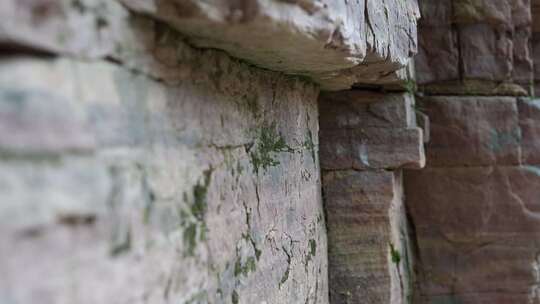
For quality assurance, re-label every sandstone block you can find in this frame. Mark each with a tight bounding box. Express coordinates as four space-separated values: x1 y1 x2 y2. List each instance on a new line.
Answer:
404 166 540 303
320 127 425 171
459 23 513 81
0 0 128 58
418 1 453 27
0 86 95 156
416 26 460 85
319 92 416 129
324 170 412 304
0 49 328 304
419 96 520 166
417 0 533 92
120 0 421 90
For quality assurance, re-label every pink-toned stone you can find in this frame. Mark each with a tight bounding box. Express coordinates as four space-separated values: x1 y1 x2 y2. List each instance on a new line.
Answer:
0 88 95 155
324 170 411 304
319 92 415 129
518 98 540 164
404 166 540 303
459 23 513 82
420 96 520 167
320 127 425 170
416 26 460 85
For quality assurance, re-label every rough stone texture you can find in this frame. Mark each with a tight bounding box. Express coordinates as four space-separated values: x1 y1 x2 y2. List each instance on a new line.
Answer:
118 0 421 90
416 0 534 96
532 1 540 95
0 0 128 58
0 41 328 304
319 92 425 170
405 166 540 304
519 97 540 164
319 90 424 304
320 127 425 171
323 170 414 304
418 96 521 167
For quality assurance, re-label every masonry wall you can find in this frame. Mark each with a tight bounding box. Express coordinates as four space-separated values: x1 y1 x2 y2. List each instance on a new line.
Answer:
408 1 540 303
0 7 328 304
0 1 423 304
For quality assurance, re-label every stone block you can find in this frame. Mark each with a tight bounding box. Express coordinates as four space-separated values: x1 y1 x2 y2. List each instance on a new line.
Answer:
405 166 540 302
0 87 95 156
419 96 520 166
518 98 540 164
324 170 412 304
418 1 453 27
416 26 460 85
319 92 415 129
320 127 425 170
0 49 328 304
120 0 421 90
459 23 513 82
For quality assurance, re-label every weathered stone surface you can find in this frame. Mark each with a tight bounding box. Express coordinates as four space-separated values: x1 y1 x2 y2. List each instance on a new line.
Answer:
119 0 421 90
324 170 413 304
320 127 425 171
416 0 533 95
319 92 425 170
0 46 328 304
416 26 459 85
419 96 521 167
416 111 431 143
404 166 540 303
0 87 95 156
0 0 128 58
0 0 421 90
518 98 540 164
419 80 530 96
459 23 513 81
319 91 416 129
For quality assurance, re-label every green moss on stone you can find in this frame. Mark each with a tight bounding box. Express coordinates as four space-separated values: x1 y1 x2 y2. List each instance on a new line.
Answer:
250 123 294 174
183 223 198 256
231 290 239 304
390 243 401 266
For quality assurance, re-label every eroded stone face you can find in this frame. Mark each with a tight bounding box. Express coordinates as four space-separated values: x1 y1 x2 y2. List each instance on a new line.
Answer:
319 90 423 304
319 92 425 171
0 37 328 304
405 166 540 303
0 0 420 90
418 96 521 167
120 0 421 90
323 170 413 304
416 0 533 96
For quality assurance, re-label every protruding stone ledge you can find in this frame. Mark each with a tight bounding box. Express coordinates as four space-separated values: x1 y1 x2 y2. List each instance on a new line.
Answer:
119 0 421 90
416 0 533 96
0 0 420 90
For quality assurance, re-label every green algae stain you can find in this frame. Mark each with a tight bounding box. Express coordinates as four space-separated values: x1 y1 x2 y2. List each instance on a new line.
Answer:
390 243 401 266
250 123 294 174
180 169 213 256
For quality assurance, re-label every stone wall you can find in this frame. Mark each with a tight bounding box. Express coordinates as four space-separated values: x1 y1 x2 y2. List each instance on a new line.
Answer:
407 1 540 303
416 0 533 96
319 91 425 304
0 0 422 304
0 3 329 303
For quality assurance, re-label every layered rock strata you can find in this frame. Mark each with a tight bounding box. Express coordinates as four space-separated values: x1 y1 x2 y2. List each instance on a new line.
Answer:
408 1 540 303
0 0 421 91
319 91 425 303
416 0 533 96
0 3 329 304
